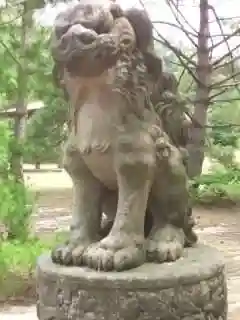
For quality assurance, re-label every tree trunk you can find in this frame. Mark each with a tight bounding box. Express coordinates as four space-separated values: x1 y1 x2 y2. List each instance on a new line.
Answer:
10 2 32 182
35 162 41 170
187 0 211 178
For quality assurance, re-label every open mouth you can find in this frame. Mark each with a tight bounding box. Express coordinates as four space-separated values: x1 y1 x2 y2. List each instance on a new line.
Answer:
51 3 120 77
52 25 119 77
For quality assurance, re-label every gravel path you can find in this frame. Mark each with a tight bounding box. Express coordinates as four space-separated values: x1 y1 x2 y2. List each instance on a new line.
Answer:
0 306 36 320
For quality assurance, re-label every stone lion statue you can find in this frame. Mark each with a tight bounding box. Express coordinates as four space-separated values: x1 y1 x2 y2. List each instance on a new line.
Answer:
51 0 197 272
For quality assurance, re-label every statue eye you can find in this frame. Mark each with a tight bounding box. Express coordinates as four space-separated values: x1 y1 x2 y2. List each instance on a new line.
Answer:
84 4 94 16
55 24 71 38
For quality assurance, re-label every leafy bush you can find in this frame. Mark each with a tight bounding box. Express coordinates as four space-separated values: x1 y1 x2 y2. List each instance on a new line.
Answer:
0 121 33 241
0 178 34 240
191 167 240 205
0 233 67 301
210 129 239 147
24 96 68 166
207 143 237 169
208 95 240 148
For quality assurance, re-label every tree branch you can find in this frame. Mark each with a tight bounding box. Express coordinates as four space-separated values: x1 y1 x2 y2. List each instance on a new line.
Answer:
166 0 199 34
165 0 198 48
212 43 240 67
152 20 198 38
177 52 196 86
214 55 240 71
153 35 201 86
209 27 240 51
211 71 240 88
209 5 240 96
208 87 229 101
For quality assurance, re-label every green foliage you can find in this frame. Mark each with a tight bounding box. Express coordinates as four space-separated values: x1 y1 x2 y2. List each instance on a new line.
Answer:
0 2 68 240
24 96 68 165
0 122 11 173
191 167 240 205
0 233 67 300
207 144 237 169
0 177 33 240
0 122 33 240
0 4 68 164
208 90 240 147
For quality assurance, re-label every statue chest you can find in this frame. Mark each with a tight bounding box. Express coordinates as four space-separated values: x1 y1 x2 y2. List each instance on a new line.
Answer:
74 101 119 189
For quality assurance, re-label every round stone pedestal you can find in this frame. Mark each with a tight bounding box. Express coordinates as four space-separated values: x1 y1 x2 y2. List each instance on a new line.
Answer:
36 244 228 320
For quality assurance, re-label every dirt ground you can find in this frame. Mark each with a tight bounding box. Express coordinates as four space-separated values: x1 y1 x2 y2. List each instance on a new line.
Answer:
2 165 240 319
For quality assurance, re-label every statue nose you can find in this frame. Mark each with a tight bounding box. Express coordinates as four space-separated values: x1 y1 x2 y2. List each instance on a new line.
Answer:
78 31 97 44
69 25 98 44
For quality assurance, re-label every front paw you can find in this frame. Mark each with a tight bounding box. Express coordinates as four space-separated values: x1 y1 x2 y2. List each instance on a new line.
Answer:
146 224 184 263
83 233 146 272
51 241 92 266
51 242 75 266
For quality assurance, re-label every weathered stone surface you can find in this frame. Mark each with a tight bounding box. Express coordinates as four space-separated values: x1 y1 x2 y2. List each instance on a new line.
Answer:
50 1 198 272
36 244 228 320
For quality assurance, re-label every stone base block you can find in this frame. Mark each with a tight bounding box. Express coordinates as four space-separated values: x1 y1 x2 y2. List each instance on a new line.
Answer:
36 244 228 320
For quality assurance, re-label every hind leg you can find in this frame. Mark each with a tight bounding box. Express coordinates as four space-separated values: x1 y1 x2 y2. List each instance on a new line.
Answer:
146 141 193 262
147 219 185 263
146 180 187 263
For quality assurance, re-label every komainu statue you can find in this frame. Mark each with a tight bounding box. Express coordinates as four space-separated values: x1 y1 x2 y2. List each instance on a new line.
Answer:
51 0 197 271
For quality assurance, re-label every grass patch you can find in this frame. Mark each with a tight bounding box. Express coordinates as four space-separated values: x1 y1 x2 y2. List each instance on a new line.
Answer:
0 232 67 303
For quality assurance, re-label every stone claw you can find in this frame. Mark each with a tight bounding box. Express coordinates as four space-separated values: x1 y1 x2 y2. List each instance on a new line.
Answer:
147 224 184 263
51 242 92 266
83 234 146 271
51 243 74 266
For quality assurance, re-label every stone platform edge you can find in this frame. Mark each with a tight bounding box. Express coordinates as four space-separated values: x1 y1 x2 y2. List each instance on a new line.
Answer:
36 244 228 320
36 244 226 290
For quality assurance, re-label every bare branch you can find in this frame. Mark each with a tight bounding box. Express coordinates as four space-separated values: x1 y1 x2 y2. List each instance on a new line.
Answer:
189 97 240 104
165 0 198 48
165 0 199 35
153 35 197 67
139 0 199 80
207 33 240 37
209 16 240 23
152 20 198 38
212 82 240 89
211 71 240 88
205 123 240 128
138 1 201 84
212 43 240 67
153 35 201 85
177 52 196 86
210 27 240 51
209 5 240 96
180 103 240 128
214 55 240 71
208 87 229 101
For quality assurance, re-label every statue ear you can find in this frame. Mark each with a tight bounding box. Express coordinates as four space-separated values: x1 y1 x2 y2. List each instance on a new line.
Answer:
124 8 153 52
109 3 124 19
143 51 162 81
